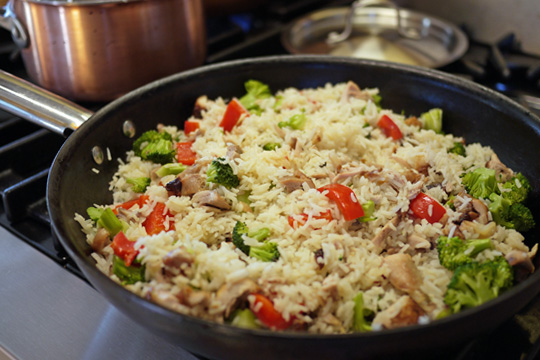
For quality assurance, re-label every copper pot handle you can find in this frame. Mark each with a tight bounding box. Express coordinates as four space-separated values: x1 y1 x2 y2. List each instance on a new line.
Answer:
0 2 28 48
0 70 93 136
327 0 426 44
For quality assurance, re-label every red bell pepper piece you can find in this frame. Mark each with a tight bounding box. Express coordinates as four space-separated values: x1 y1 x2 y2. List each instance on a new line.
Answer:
143 202 175 236
317 184 364 221
184 120 200 135
176 141 197 165
377 114 403 140
288 210 333 228
110 231 138 267
113 195 149 214
409 193 446 224
219 98 248 132
250 293 292 330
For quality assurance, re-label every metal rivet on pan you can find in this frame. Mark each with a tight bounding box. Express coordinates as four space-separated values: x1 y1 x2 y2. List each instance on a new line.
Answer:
123 120 136 138
91 146 104 165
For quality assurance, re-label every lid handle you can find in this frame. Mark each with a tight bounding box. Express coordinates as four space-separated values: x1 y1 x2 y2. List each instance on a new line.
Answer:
327 0 425 44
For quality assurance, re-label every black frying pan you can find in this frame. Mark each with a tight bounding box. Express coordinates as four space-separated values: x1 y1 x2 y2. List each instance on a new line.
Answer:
1 56 539 360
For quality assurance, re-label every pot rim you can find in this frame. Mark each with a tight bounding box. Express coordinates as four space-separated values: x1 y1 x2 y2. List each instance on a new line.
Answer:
10 0 158 6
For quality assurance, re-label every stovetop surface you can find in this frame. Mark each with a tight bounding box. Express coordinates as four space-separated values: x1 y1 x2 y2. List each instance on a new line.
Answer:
1 1 540 359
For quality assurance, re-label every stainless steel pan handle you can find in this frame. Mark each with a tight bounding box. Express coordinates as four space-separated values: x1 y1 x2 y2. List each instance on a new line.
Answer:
0 70 93 137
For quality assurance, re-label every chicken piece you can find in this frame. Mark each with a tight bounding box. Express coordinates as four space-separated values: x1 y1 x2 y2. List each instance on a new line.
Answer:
279 170 315 193
150 289 181 311
180 174 204 197
471 198 489 225
404 116 422 127
192 190 231 210
459 221 497 239
331 165 376 184
226 143 243 160
372 296 426 329
340 81 371 102
162 247 195 277
177 286 211 308
91 228 111 253
192 95 208 119
486 153 514 182
372 213 402 250
407 233 431 250
216 279 260 317
506 250 535 282
116 207 145 223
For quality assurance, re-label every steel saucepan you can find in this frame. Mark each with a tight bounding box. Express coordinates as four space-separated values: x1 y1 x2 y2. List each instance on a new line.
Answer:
0 0 206 102
0 56 538 360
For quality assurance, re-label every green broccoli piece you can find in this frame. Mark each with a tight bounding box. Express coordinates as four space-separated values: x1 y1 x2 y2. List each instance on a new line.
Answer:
444 257 513 313
155 163 187 177
239 80 272 115
371 94 382 108
353 292 372 332
461 167 499 199
420 108 443 133
97 207 124 236
87 207 105 222
249 241 279 262
278 112 307 130
133 130 175 164
126 177 150 193
448 142 466 156
358 201 377 222
206 158 240 188
262 142 281 151
237 190 252 205
501 173 531 204
112 255 146 285
446 194 456 210
437 236 494 270
229 308 260 329
232 221 276 261
488 194 535 232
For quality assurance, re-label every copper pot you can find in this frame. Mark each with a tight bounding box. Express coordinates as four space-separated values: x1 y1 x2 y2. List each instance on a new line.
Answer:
0 0 206 102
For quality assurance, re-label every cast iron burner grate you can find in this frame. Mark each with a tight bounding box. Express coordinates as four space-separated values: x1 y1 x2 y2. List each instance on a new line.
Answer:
1 2 540 359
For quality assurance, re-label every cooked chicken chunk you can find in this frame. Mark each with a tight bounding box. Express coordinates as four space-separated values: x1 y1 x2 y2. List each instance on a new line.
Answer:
372 295 426 329
372 213 402 250
192 190 231 210
279 170 315 193
340 81 371 102
486 153 514 182
216 278 260 317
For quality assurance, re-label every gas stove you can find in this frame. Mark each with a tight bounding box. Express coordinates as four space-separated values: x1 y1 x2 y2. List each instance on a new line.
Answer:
1 1 540 359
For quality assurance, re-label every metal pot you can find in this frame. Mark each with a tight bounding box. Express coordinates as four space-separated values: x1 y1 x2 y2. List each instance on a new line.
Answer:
0 0 206 102
0 56 539 359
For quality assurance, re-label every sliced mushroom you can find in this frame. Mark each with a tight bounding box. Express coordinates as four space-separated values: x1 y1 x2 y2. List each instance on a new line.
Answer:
226 143 243 160
471 198 489 225
279 170 315 193
91 228 111 253
165 177 183 196
216 278 260 317
486 153 514 182
372 213 402 250
192 190 231 210
162 247 195 277
372 296 426 330
340 81 371 102
506 250 535 282
192 95 208 119
180 174 205 197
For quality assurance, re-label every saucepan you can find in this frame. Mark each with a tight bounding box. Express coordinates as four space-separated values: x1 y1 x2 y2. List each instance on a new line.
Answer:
0 0 206 102
0 56 538 359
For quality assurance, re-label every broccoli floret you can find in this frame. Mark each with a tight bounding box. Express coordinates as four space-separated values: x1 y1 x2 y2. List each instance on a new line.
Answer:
126 177 150 193
461 167 499 199
278 112 307 130
448 142 466 156
446 194 456 210
155 163 187 177
437 236 494 270
249 241 280 262
420 108 443 133
229 308 260 329
232 221 276 261
488 193 535 232
444 257 513 313
206 158 240 188
96 207 125 236
132 130 175 164
358 201 377 223
353 292 373 332
262 142 281 151
112 255 146 285
501 173 531 204
239 80 272 115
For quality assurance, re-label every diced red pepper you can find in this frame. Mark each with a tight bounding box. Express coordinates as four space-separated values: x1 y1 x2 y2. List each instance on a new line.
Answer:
176 141 197 165
110 231 138 267
219 98 249 132
250 293 292 330
409 193 446 224
143 202 175 236
288 210 333 228
113 195 149 215
377 114 403 140
317 184 364 221
184 120 200 135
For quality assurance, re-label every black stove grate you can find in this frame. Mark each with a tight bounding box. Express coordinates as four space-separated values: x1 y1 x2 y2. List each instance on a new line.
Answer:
1 1 540 359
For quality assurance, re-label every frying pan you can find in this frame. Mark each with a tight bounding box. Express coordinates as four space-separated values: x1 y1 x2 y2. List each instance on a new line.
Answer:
0 56 539 359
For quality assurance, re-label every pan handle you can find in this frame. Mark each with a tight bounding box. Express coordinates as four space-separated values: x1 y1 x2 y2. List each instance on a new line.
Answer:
0 70 93 137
